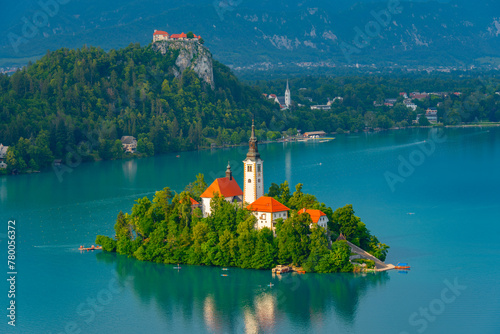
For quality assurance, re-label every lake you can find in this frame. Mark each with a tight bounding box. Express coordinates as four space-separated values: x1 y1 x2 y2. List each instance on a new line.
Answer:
2 127 499 333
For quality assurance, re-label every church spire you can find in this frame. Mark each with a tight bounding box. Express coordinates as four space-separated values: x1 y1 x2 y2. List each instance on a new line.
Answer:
225 161 232 180
246 119 260 160
285 79 291 108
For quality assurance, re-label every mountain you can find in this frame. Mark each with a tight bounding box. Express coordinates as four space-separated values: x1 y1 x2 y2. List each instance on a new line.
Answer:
1 0 500 70
0 41 277 173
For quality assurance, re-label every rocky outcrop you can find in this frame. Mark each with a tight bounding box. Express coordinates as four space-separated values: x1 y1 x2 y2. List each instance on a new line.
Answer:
152 40 214 89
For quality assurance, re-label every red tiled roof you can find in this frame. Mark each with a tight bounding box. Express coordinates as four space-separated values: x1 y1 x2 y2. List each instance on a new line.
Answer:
201 177 243 198
247 196 290 213
298 208 326 223
190 197 200 205
154 30 169 36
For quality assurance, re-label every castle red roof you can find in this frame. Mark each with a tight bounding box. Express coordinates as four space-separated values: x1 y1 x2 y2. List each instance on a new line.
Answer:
154 30 169 36
247 197 290 213
201 177 243 198
298 208 326 224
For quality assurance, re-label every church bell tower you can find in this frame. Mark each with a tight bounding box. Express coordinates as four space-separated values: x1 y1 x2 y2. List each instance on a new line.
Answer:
243 120 264 204
285 79 291 108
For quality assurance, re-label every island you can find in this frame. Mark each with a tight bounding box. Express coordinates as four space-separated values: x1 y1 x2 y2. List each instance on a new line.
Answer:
96 122 390 273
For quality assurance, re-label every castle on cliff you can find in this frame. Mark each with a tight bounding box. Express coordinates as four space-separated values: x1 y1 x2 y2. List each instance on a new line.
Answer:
153 30 202 42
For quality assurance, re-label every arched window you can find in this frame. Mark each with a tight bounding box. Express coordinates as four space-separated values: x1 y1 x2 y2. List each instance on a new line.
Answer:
248 179 251 183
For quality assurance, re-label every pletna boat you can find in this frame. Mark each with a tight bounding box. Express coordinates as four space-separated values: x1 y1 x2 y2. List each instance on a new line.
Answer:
395 262 411 270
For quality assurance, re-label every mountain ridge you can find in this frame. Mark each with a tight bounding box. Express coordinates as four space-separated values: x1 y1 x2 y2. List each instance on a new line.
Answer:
1 0 499 70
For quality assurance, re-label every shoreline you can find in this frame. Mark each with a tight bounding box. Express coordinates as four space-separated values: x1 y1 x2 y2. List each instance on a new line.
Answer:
3 123 498 177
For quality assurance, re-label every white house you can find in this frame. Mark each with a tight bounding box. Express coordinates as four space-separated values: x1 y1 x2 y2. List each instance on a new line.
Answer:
200 163 243 217
247 196 290 231
425 108 438 123
120 136 137 153
298 208 329 229
404 102 417 111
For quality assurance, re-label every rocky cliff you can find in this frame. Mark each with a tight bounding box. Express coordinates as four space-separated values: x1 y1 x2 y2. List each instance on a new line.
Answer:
152 40 214 89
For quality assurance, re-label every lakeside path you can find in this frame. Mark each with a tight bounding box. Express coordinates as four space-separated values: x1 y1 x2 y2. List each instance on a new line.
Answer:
346 240 395 272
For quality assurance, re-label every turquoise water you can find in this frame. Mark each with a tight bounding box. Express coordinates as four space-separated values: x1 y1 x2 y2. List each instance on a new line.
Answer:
2 127 499 333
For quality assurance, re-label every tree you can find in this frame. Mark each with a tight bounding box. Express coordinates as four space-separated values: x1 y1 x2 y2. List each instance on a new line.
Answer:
95 235 117 252
114 211 132 240
303 225 329 272
330 204 359 240
251 228 276 269
137 137 154 156
184 173 207 200
111 139 123 159
236 216 257 268
418 115 431 126
315 241 353 273
186 31 195 39
288 183 317 210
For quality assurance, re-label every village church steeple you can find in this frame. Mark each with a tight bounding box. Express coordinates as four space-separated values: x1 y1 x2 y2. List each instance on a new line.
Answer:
243 120 264 204
285 79 291 108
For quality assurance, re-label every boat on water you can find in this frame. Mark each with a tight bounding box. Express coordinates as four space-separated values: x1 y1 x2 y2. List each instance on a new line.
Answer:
79 245 102 251
221 274 228 277
395 262 411 270
272 265 291 274
222 268 229 271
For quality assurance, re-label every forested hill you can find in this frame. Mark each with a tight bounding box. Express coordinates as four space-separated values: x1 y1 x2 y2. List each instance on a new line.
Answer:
0 42 277 173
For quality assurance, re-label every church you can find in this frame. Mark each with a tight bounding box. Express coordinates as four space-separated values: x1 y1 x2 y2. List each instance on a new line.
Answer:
201 120 327 233
268 80 291 110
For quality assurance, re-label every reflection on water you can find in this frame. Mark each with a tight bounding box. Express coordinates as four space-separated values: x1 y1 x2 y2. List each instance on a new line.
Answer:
122 159 138 182
97 252 390 333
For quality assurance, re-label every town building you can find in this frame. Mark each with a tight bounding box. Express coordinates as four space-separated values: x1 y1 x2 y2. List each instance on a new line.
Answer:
425 107 438 123
120 136 137 153
298 208 329 229
243 120 264 204
153 30 202 42
404 101 417 111
247 196 290 231
269 80 291 110
303 131 326 138
200 163 243 217
0 144 8 169
384 98 397 107
310 105 331 110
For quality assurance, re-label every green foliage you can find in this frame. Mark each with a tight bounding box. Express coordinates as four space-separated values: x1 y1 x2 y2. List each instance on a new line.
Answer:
315 241 353 273
352 258 375 269
419 115 431 126
330 204 389 261
330 204 359 240
184 173 208 200
95 235 117 252
96 178 387 273
0 44 276 173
